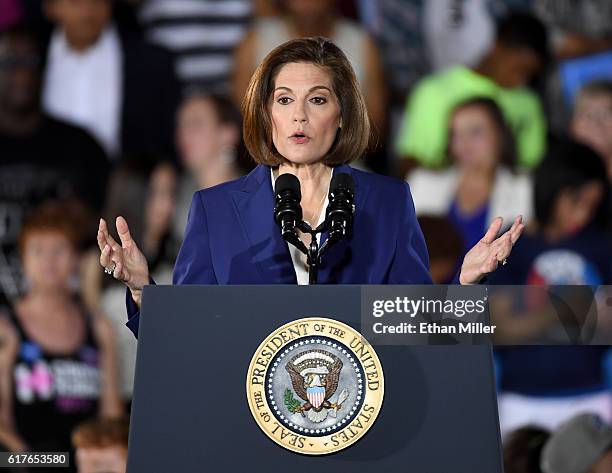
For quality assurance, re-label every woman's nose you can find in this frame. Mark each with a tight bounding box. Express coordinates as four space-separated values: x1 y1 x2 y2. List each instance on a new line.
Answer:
292 102 307 123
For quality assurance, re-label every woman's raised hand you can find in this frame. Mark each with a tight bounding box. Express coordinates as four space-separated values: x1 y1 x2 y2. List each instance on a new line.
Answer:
459 216 524 285
97 217 150 306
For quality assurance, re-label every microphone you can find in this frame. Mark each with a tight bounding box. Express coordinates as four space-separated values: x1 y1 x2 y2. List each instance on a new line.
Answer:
274 173 303 240
326 173 355 242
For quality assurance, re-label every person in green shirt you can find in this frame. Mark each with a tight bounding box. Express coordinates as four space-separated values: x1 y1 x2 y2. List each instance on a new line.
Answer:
397 12 549 175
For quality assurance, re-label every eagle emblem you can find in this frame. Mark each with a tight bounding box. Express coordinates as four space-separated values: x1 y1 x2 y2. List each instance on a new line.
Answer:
247 318 384 455
284 349 349 423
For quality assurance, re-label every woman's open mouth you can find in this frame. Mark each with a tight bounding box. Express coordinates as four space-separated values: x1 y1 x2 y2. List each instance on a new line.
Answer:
290 132 310 144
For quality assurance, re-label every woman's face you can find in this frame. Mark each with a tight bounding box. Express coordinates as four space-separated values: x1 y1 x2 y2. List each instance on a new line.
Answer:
177 98 224 173
76 445 127 473
49 0 112 50
269 62 341 166
554 181 604 236
449 106 501 172
22 231 77 292
571 94 612 175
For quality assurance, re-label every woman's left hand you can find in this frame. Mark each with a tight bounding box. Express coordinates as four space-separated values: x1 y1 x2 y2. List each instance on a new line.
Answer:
459 216 524 285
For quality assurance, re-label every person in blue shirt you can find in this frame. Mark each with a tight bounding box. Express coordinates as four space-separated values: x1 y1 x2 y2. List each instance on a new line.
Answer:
95 37 524 338
490 138 612 434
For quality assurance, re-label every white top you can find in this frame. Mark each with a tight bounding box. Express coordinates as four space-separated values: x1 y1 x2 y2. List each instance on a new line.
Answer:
270 170 329 285
407 166 533 226
423 0 494 71
43 25 123 157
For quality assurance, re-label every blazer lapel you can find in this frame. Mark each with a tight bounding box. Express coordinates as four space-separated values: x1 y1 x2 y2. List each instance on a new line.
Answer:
318 164 368 283
229 164 366 285
230 165 297 284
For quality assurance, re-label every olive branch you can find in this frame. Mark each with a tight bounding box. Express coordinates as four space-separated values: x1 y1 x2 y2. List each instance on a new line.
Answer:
284 389 302 413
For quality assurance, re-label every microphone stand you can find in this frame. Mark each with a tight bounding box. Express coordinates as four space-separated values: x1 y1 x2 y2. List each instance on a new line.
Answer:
287 219 343 285
296 221 325 285
276 172 354 285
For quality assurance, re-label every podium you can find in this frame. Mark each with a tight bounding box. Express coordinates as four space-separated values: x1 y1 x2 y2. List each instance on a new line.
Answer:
126 285 503 472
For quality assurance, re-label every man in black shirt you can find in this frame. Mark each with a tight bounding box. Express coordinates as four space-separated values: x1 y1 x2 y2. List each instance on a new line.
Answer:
0 24 109 300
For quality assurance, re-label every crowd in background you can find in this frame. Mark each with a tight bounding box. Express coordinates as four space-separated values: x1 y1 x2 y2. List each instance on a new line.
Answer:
0 0 612 472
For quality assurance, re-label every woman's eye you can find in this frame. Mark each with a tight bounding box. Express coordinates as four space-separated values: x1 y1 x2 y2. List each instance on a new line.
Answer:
277 97 293 105
310 97 327 105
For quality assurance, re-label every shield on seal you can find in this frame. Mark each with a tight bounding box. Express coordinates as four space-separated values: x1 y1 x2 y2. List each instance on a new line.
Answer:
307 386 325 409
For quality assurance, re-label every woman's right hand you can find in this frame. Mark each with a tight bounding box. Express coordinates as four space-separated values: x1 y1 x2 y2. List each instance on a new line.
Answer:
97 217 150 307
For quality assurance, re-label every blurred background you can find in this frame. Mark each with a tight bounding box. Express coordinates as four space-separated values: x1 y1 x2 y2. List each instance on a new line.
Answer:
0 1 611 472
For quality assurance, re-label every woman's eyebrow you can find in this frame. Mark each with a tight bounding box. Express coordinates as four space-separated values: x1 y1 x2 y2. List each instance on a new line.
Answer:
273 85 332 93
308 86 331 93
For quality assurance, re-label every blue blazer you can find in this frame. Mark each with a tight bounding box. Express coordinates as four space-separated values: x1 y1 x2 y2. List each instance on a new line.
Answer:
126 164 431 336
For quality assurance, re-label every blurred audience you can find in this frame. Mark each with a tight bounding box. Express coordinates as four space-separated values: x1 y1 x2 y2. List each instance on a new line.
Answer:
504 425 550 473
1 0 611 464
81 158 179 401
357 0 509 104
232 0 387 133
42 0 179 159
533 0 612 60
367 1 533 176
541 413 612 473
360 0 429 109
571 80 612 180
139 0 252 93
397 12 548 174
174 93 245 237
422 0 496 72
491 138 610 286
94 159 179 288
533 1 612 131
72 416 128 473
551 52 612 132
408 98 532 253
0 203 122 467
490 139 612 434
0 24 109 301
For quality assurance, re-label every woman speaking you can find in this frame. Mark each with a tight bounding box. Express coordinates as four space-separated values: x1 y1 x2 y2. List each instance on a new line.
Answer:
96 37 524 338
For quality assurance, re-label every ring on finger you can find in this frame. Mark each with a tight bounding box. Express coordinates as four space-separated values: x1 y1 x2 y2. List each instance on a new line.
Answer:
104 263 117 275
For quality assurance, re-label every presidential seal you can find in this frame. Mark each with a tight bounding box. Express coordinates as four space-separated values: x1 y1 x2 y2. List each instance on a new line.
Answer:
246 317 384 455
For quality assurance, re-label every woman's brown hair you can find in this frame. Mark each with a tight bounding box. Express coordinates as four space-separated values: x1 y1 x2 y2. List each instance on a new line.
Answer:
18 201 89 256
242 36 370 166
72 417 130 450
